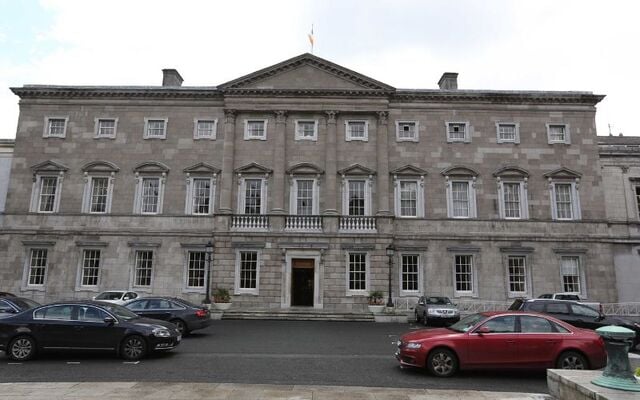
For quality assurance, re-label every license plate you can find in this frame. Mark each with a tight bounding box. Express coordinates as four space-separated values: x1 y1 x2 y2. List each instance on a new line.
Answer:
177 335 182 342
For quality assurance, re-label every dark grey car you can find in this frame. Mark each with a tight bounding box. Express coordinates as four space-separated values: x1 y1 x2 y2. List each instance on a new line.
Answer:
124 297 212 335
414 296 460 326
0 297 41 318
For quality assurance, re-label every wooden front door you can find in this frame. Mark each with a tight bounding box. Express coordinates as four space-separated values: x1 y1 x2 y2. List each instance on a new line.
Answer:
291 258 314 307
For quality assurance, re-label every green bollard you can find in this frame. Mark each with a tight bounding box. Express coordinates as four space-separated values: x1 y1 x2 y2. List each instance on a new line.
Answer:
591 325 640 392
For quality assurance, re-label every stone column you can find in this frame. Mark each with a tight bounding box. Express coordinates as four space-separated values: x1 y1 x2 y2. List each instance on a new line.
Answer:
218 109 236 214
323 111 338 215
271 110 287 214
376 111 391 215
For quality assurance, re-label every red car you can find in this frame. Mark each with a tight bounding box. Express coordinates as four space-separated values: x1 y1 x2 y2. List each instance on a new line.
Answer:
396 311 606 377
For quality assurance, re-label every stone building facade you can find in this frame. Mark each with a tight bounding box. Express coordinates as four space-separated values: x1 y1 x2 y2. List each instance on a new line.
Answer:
0 53 621 310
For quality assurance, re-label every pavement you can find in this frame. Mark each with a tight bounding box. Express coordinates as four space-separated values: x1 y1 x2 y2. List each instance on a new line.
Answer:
0 382 552 400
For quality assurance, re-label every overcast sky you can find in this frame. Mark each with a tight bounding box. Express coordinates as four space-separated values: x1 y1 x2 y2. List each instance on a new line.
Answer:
1 0 638 139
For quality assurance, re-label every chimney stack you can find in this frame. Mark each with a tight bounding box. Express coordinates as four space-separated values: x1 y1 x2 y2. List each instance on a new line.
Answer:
162 69 183 87
438 72 458 90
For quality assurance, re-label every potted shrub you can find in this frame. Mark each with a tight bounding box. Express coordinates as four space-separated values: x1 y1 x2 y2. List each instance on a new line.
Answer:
367 290 385 313
635 367 640 383
213 288 232 310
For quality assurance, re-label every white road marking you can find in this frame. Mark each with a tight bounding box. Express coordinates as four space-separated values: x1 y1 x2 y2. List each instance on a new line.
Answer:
123 361 140 365
7 363 22 365
66 362 80 364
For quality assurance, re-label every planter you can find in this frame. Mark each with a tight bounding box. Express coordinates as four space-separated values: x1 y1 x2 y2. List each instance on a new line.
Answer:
214 302 232 311
368 305 385 314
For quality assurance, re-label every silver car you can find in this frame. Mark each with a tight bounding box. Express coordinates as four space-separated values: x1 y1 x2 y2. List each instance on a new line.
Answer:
414 296 460 326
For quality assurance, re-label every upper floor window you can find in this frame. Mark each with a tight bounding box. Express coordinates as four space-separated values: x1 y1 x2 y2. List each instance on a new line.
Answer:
239 178 266 214
133 162 169 215
37 176 60 213
396 121 418 142
346 180 367 216
81 161 118 215
551 182 580 220
446 121 470 143
496 122 519 144
392 166 427 218
29 161 68 214
187 177 214 215
144 118 168 139
244 119 267 140
44 117 68 138
546 123 570 144
499 180 529 219
291 179 318 215
95 118 117 139
446 179 477 219
193 119 217 140
295 120 318 141
635 184 640 219
87 177 110 213
345 120 368 141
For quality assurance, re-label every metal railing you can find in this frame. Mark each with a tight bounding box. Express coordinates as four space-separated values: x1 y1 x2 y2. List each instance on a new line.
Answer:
392 297 512 314
602 302 640 316
339 216 377 232
285 215 323 232
231 214 269 231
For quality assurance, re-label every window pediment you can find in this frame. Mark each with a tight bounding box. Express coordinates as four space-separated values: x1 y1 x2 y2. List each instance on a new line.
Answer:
235 162 272 177
390 165 427 177
440 165 479 177
493 166 529 178
338 164 376 177
133 161 170 174
183 162 220 175
543 167 581 180
81 161 120 174
31 160 69 173
286 163 324 176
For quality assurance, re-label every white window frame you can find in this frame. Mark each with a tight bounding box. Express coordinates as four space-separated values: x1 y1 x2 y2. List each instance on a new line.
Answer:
445 121 470 143
43 116 68 138
634 183 640 220
290 178 320 215
393 177 425 218
546 123 571 144
345 120 369 142
244 119 268 140
30 174 63 214
184 250 208 292
295 119 318 141
399 253 422 296
193 118 218 140
22 248 49 290
396 121 419 142
445 177 477 219
549 181 581 221
505 255 529 298
496 122 520 144
341 177 372 216
234 249 261 295
237 176 268 215
132 249 154 289
133 173 166 215
345 251 370 296
143 118 168 139
453 254 476 297
81 174 115 214
559 255 586 296
185 175 216 215
94 118 118 139
497 179 529 220
77 248 102 289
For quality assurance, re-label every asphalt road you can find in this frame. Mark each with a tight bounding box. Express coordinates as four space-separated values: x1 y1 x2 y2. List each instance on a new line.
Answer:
0 320 552 393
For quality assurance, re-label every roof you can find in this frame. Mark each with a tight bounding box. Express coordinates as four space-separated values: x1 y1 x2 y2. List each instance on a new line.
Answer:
597 135 640 145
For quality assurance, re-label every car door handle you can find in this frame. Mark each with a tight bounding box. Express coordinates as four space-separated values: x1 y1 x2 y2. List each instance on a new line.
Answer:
546 340 558 344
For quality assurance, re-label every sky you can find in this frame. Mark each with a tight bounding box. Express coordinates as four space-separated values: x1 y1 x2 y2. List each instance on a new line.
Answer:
0 0 638 139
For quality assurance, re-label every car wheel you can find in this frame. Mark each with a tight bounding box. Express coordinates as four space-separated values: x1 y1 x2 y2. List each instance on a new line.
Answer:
8 335 36 361
170 319 187 336
120 335 147 361
556 351 588 370
427 348 458 377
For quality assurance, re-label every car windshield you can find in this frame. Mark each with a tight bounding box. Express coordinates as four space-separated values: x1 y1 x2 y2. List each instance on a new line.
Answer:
426 297 452 305
100 303 140 320
448 313 486 332
95 292 124 300
12 298 40 310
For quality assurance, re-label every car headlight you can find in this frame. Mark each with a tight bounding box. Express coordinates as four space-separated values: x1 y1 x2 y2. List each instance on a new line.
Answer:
406 342 422 349
152 328 171 338
427 309 439 315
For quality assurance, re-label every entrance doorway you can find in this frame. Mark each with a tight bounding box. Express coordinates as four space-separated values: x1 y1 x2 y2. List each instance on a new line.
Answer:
291 258 314 306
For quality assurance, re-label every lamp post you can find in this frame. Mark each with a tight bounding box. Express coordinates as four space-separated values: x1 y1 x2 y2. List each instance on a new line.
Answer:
203 240 214 305
386 243 395 308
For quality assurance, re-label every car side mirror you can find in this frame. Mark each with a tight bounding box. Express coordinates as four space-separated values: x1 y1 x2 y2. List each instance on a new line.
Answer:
476 326 491 335
104 316 115 326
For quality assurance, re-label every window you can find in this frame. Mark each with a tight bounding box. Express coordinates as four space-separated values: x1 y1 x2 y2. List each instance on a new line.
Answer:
80 249 101 287
498 181 528 219
186 251 207 289
519 316 555 333
133 170 166 215
235 250 260 294
95 118 117 138
635 185 640 218
443 169 478 219
454 255 473 295
507 256 527 295
134 250 153 287
479 316 516 333
347 180 366 216
188 178 214 215
394 179 425 218
396 121 418 142
452 182 470 217
44 117 68 138
295 120 318 141
547 123 570 144
345 120 368 141
34 305 73 320
571 303 600 318
547 302 570 314
26 249 48 286
551 182 580 220
37 176 60 213
193 119 217 140
244 120 267 140
239 178 266 214
144 118 167 139
28 161 68 213
560 256 581 294
78 306 108 322
446 121 470 143
401 254 420 293
85 177 109 213
291 179 318 215
347 252 367 292
496 123 519 144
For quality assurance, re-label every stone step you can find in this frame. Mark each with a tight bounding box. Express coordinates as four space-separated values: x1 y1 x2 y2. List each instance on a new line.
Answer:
220 309 375 322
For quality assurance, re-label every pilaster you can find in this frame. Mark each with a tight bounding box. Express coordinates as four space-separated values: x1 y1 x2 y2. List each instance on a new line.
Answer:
323 111 339 215
219 109 236 214
271 110 287 214
376 111 391 215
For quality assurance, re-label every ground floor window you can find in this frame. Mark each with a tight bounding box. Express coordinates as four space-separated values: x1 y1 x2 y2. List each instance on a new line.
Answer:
134 250 154 287
27 249 48 286
401 254 419 292
187 251 206 289
454 255 473 294
507 256 527 295
348 252 367 291
237 251 259 292
81 249 101 287
560 256 581 293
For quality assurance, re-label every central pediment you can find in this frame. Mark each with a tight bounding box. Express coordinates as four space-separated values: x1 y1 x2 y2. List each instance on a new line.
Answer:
219 53 394 92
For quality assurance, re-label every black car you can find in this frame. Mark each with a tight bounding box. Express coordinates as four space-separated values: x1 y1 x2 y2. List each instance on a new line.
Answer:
509 298 640 349
0 297 41 318
0 301 181 361
124 297 212 335
0 292 16 298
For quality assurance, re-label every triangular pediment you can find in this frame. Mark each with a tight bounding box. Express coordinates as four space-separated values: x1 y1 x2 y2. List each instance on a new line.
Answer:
183 162 220 174
235 162 272 175
286 163 324 175
219 53 394 92
338 164 376 176
31 160 69 173
391 165 428 176
543 167 582 179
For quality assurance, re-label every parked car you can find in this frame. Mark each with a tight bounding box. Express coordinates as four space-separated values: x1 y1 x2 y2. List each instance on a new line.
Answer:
124 297 211 335
414 296 460 326
0 297 41 318
537 293 601 311
92 290 140 305
509 298 640 350
396 311 607 377
0 292 16 298
0 301 181 361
